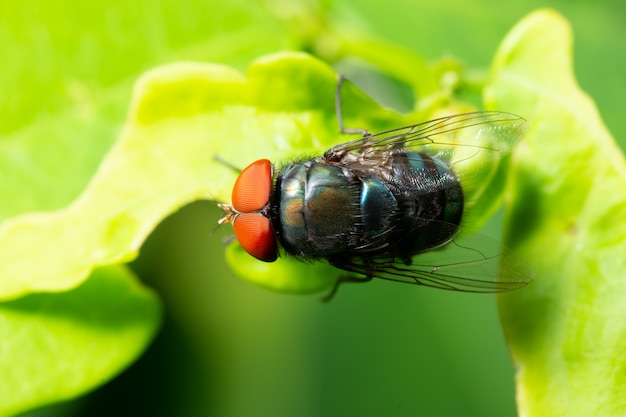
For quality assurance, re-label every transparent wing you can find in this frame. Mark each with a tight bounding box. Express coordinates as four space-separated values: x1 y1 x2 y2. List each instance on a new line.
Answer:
331 232 533 293
325 111 527 165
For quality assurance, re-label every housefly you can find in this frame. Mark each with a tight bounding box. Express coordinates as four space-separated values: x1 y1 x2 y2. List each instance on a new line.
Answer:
219 76 531 299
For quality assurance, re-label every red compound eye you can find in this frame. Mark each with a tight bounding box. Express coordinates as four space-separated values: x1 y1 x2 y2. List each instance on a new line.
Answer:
233 213 278 262
229 159 277 262
232 159 273 213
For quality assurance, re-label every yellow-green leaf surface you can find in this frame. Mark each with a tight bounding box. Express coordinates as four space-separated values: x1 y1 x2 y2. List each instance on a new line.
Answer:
0 1 290 221
0 265 161 417
486 9 626 416
0 53 402 301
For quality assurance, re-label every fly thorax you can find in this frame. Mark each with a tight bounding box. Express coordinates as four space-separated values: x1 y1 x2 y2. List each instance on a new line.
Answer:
277 162 361 257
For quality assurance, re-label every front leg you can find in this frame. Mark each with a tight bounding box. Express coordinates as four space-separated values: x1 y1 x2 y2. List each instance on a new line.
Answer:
321 264 373 302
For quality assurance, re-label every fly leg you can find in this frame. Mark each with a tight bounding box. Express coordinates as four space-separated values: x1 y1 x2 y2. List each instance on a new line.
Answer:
213 155 242 173
335 74 371 137
321 273 373 303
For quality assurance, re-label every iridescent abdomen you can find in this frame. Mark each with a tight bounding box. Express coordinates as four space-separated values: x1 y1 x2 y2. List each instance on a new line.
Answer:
382 151 463 258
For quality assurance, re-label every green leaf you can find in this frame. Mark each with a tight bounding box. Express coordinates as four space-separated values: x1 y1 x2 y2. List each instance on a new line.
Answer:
0 265 161 417
0 53 397 301
0 49 522 302
226 242 337 294
486 9 626 416
0 0 298 222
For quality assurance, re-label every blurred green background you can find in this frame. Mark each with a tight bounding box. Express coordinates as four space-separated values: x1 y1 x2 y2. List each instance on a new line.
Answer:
5 0 624 416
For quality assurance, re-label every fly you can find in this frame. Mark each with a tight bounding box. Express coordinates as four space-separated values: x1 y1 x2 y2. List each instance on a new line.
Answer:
219 75 531 300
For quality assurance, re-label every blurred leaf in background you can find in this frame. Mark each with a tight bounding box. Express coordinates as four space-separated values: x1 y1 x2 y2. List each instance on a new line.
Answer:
488 10 626 417
1 0 624 416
